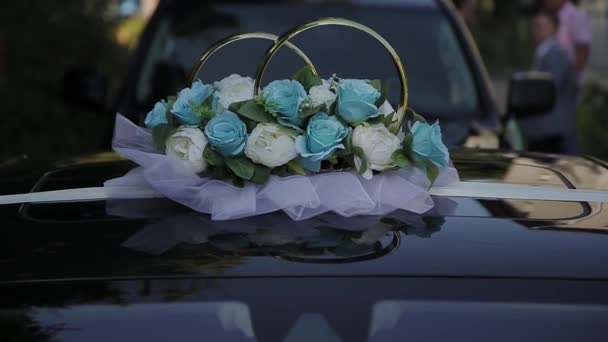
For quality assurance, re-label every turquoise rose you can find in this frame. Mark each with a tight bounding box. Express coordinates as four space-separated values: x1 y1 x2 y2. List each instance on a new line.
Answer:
171 80 214 126
261 80 307 128
295 113 349 169
411 121 450 167
203 111 248 156
337 79 381 124
144 100 168 128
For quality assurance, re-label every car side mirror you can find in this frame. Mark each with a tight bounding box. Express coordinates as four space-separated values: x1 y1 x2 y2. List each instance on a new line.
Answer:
61 65 108 112
507 71 556 118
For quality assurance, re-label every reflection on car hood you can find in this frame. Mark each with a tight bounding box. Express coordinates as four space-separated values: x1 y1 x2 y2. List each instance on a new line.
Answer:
1 150 608 283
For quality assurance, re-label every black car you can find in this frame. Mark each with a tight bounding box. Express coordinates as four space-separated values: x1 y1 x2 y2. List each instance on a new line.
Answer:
3 0 608 341
2 150 608 341
65 0 552 149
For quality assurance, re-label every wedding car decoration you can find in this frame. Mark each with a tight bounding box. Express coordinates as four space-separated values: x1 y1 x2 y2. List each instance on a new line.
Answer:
142 69 448 184
109 17 460 220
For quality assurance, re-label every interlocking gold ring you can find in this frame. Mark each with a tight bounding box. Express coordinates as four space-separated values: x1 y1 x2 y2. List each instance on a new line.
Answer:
188 32 318 85
253 17 408 134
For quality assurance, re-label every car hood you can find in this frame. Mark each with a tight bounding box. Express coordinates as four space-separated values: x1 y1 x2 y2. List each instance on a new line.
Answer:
1 150 608 283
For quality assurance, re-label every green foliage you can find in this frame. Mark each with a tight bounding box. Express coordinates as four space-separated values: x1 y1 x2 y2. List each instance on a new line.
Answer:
375 80 390 107
287 160 306 175
225 157 256 180
402 132 414 160
299 104 325 119
368 79 381 93
151 125 175 152
577 83 608 161
292 65 322 92
229 99 275 123
250 164 271 184
197 95 216 124
423 160 439 186
352 146 368 175
391 149 412 168
203 145 224 166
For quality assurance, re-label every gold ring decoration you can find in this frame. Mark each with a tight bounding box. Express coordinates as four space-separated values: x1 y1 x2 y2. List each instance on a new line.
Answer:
188 32 318 85
253 17 409 134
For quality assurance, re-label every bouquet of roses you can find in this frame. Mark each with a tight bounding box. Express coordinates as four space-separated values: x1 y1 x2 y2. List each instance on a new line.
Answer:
143 65 449 187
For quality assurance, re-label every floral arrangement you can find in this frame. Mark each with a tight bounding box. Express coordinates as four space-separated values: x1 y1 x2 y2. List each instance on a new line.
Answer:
143 65 450 186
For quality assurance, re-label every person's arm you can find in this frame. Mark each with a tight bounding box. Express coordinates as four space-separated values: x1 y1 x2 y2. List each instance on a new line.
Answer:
571 10 593 75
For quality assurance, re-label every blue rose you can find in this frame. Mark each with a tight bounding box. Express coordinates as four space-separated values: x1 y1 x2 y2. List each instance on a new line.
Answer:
337 79 381 124
171 80 214 126
296 112 348 161
411 121 450 167
261 80 307 128
203 111 248 156
144 100 168 128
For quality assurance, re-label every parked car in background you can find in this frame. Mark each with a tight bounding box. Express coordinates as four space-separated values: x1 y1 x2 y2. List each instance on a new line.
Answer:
67 0 554 149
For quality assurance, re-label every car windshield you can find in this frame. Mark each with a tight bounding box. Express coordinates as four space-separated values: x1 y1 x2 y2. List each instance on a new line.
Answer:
135 2 478 145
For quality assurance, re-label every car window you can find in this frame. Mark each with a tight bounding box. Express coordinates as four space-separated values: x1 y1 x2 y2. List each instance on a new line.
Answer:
135 4 478 145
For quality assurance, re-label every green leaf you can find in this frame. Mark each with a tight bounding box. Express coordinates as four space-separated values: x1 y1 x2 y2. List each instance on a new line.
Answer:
299 104 324 119
198 106 216 123
329 100 338 116
211 164 229 180
424 160 439 186
408 109 427 123
287 160 306 175
391 149 412 168
375 79 391 107
368 112 395 128
352 146 368 175
368 79 381 93
165 96 177 125
327 155 338 165
203 145 224 166
250 164 271 184
292 65 322 92
402 132 414 160
225 157 256 180
342 129 353 154
151 124 176 152
229 99 275 123
272 165 290 177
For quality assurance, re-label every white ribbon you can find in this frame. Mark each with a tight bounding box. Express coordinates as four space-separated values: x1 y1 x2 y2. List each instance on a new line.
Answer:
0 181 606 205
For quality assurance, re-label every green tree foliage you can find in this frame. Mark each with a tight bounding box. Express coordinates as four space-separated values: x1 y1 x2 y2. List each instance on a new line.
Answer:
577 83 608 160
0 1 128 160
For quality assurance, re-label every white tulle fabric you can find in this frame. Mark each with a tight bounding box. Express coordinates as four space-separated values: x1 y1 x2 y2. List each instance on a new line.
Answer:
106 114 460 221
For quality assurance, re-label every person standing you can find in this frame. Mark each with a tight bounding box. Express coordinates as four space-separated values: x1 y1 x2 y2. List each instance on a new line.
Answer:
520 12 578 154
543 0 592 81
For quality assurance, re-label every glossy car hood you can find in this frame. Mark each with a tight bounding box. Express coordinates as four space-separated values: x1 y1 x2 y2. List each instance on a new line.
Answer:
1 150 608 283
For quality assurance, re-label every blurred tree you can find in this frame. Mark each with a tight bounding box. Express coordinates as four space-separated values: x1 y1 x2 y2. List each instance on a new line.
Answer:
0 1 128 160
577 82 608 160
471 0 536 74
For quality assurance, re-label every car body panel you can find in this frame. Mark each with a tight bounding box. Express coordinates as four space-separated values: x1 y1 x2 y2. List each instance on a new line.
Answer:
1 150 607 284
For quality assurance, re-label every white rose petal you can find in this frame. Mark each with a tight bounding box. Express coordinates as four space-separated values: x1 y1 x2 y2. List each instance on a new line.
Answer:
245 124 298 168
352 124 402 178
213 74 255 111
379 100 395 117
165 126 208 173
308 79 337 108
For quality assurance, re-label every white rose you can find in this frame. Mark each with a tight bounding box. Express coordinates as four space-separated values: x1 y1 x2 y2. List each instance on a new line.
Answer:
308 79 337 108
352 124 402 179
245 124 298 168
165 126 208 173
213 74 255 111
